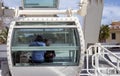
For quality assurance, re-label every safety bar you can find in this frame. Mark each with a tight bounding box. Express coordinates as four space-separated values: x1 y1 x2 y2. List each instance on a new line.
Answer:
80 43 120 76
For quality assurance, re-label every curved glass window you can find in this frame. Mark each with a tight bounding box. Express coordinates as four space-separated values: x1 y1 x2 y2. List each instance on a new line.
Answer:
23 0 58 8
11 28 80 66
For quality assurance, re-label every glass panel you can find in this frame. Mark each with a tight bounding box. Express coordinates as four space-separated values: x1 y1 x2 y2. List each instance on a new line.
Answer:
12 50 79 66
23 0 58 8
12 28 77 46
11 28 80 66
16 22 75 26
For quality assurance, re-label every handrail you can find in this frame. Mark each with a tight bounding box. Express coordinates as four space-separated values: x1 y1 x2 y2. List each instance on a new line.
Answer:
97 44 120 61
80 43 120 76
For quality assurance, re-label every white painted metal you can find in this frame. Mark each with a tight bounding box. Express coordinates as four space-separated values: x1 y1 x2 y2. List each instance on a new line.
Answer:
79 0 88 16
0 70 1 76
80 43 120 76
7 17 85 76
18 9 77 16
83 0 104 47
16 0 88 17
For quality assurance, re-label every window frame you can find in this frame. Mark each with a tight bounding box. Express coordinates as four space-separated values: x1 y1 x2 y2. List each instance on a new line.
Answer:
111 33 116 40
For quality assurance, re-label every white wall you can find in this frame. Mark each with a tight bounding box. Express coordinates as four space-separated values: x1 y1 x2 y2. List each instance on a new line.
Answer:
83 0 103 47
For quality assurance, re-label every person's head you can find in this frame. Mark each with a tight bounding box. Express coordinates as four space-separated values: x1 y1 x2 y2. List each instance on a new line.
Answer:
44 38 50 46
34 35 44 42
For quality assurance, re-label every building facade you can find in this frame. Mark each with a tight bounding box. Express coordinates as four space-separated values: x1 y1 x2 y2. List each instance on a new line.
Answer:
0 1 3 27
0 1 15 45
106 21 120 44
0 1 15 28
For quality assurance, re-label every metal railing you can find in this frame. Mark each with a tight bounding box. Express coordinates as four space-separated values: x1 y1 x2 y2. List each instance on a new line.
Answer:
80 43 120 76
0 44 120 76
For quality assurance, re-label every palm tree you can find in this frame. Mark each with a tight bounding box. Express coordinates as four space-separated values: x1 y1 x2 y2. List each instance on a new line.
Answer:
0 26 9 44
99 25 110 43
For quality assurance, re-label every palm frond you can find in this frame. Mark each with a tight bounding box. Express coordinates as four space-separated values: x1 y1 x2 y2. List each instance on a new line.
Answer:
0 26 9 44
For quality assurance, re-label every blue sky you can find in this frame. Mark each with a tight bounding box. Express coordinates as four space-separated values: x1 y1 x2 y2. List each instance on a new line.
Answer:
3 0 120 25
102 0 120 24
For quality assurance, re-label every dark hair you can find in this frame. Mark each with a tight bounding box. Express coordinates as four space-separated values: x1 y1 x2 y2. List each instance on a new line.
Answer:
34 35 44 42
44 38 50 46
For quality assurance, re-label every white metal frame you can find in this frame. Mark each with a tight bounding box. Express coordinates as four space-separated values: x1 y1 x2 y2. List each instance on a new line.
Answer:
7 17 85 76
15 0 88 17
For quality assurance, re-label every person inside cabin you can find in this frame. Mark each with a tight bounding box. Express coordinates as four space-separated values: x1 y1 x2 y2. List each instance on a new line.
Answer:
44 39 56 62
29 35 46 63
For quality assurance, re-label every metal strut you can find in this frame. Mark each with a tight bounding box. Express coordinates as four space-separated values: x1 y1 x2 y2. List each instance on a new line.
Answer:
15 0 88 17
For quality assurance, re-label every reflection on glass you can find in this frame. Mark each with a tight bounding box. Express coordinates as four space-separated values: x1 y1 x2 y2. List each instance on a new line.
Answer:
12 28 77 46
16 22 75 26
12 28 80 66
24 0 58 8
12 50 79 66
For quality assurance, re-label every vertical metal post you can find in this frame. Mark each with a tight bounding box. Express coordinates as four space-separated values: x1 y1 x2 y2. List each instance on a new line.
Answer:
95 45 99 76
117 59 119 68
